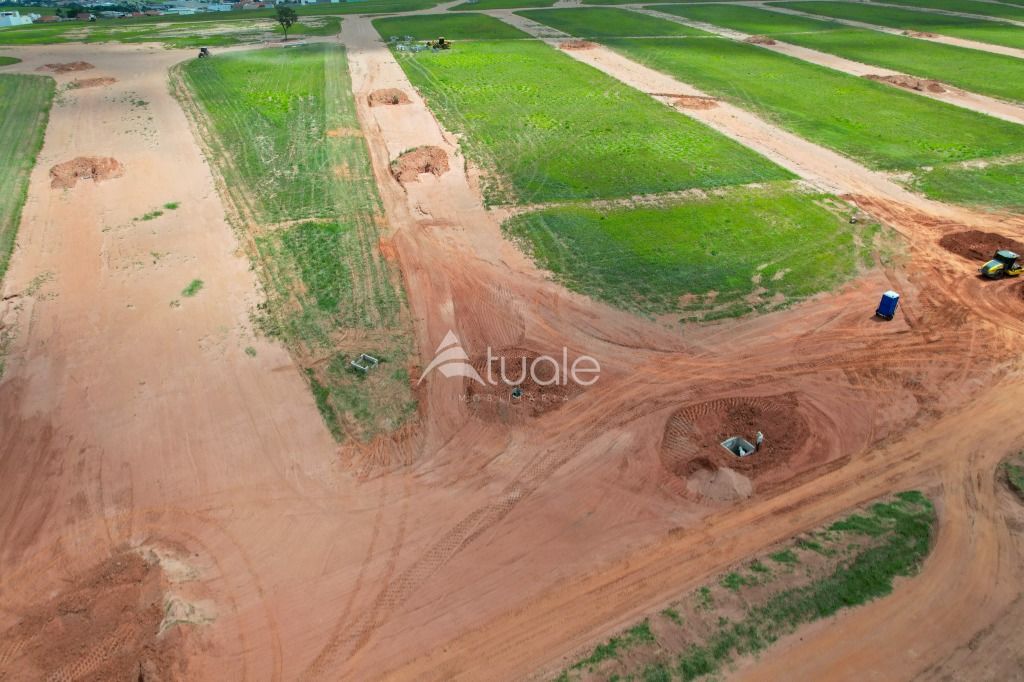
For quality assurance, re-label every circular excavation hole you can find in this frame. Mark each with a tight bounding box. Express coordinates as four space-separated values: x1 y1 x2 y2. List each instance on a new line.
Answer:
368 88 411 107
390 146 449 185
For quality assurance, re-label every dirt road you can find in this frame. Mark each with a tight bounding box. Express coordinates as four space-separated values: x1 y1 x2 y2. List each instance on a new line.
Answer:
1 15 1024 682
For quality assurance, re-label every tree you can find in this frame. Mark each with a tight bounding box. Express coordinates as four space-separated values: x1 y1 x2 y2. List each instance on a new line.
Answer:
275 5 297 42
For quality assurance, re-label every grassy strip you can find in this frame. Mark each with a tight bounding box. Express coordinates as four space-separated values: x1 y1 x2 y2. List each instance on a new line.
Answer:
657 4 1024 103
518 7 711 37
911 160 1024 212
772 1 1024 51
1004 452 1024 500
0 55 20 66
503 184 876 320
374 12 531 40
880 0 1024 22
452 0 558 9
0 74 54 284
376 18 791 204
178 44 415 442
573 31 1024 170
558 491 935 681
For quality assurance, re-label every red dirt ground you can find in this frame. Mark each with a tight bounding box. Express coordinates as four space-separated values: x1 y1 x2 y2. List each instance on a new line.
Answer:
36 60 94 73
866 73 945 93
744 35 777 45
674 95 719 109
69 76 117 89
390 145 448 184
368 87 411 106
560 39 597 50
49 156 124 189
939 229 1024 261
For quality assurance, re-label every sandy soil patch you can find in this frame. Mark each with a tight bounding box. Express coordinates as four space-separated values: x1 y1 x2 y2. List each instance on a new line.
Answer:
939 230 1024 261
560 39 597 50
49 156 124 189
866 73 946 93
69 76 117 89
390 145 448 184
745 35 776 45
904 30 940 38
674 95 719 110
368 88 411 106
464 347 586 423
36 60 95 73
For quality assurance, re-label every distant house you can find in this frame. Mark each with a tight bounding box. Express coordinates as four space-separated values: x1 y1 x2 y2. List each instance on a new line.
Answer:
207 2 233 10
162 6 198 14
76 11 96 20
0 10 34 27
35 13 62 22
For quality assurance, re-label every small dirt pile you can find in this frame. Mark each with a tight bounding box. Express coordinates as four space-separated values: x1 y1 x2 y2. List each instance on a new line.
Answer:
674 95 718 110
904 30 939 38
939 230 1024 262
465 347 586 423
368 88 411 106
36 61 94 74
390 146 448 184
50 156 124 189
0 549 185 680
744 35 776 45
560 39 597 50
69 76 117 89
866 74 945 93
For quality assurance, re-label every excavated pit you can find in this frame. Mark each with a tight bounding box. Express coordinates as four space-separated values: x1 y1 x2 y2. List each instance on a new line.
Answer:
49 156 124 189
390 146 448 185
464 347 585 423
939 230 1024 262
866 74 945 94
368 88 411 106
36 61 94 74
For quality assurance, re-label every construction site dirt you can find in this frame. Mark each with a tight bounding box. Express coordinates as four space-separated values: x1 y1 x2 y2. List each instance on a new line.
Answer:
1 19 1024 682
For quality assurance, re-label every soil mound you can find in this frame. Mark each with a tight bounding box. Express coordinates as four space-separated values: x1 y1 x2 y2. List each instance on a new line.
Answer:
560 39 597 50
674 95 718 110
866 74 945 93
904 30 939 38
660 393 812 498
744 35 776 45
465 347 586 423
939 230 1024 262
391 146 448 184
686 464 753 501
368 88 411 106
50 156 124 189
37 61 94 73
69 76 117 89
0 549 184 680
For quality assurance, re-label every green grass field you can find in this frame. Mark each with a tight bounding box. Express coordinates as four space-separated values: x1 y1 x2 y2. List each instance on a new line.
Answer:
374 12 530 40
911 159 1024 212
503 185 875 319
178 44 415 442
376 15 790 204
879 0 1024 22
0 74 54 285
657 4 1024 103
451 0 558 9
773 1 1024 51
558 491 935 681
0 55 20 66
517 7 710 37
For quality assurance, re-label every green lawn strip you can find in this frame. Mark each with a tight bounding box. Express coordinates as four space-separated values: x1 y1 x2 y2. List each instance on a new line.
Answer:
178 44 414 442
517 7 711 37
373 12 531 40
0 74 54 285
911 160 1024 212
772 1 1024 51
656 4 1024 103
0 55 20 66
503 184 872 320
589 33 1024 170
452 0 558 9
583 0 740 4
879 0 1024 22
1004 451 1024 499
381 34 790 205
558 491 935 681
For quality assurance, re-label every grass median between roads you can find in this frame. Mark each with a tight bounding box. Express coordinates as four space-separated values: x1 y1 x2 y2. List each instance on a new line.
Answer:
177 44 416 443
377 14 791 204
655 4 1024 103
374 12 531 40
912 159 1024 212
557 491 936 681
876 0 1024 23
772 1 1024 51
503 184 879 321
518 7 710 37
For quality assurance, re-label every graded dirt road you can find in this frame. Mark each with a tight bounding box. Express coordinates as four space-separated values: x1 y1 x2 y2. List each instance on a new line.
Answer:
1 15 1024 682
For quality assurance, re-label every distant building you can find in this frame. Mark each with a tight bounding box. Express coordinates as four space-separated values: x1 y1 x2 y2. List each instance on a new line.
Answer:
0 10 34 27
34 13 62 22
207 2 233 9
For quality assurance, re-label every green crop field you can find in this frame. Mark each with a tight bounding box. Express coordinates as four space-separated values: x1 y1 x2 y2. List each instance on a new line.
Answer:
504 184 876 319
0 74 53 286
452 0 558 10
0 55 19 66
879 0 1024 22
657 4 1024 103
518 7 710 37
373 12 530 40
912 159 1024 212
177 44 415 442
376 15 790 204
772 1 1024 51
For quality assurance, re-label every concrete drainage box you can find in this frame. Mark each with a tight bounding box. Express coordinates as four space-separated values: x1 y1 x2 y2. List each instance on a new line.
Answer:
721 436 756 457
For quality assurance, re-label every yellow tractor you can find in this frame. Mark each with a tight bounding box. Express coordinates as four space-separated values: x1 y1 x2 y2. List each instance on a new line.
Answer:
980 250 1024 278
426 36 451 50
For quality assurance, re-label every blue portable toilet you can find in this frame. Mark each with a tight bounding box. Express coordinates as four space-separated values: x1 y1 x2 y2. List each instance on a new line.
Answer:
875 290 899 320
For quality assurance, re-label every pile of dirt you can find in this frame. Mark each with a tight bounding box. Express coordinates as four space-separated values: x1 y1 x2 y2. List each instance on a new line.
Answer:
69 76 117 89
36 60 94 73
744 35 776 45
0 549 185 680
465 347 586 423
939 230 1024 262
660 393 812 498
904 30 939 38
49 156 124 189
674 95 718 110
390 146 448 184
560 39 597 50
866 74 945 94
368 88 411 106
685 462 753 501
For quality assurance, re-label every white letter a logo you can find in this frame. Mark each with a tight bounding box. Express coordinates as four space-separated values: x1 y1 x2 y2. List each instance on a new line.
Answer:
418 331 484 385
